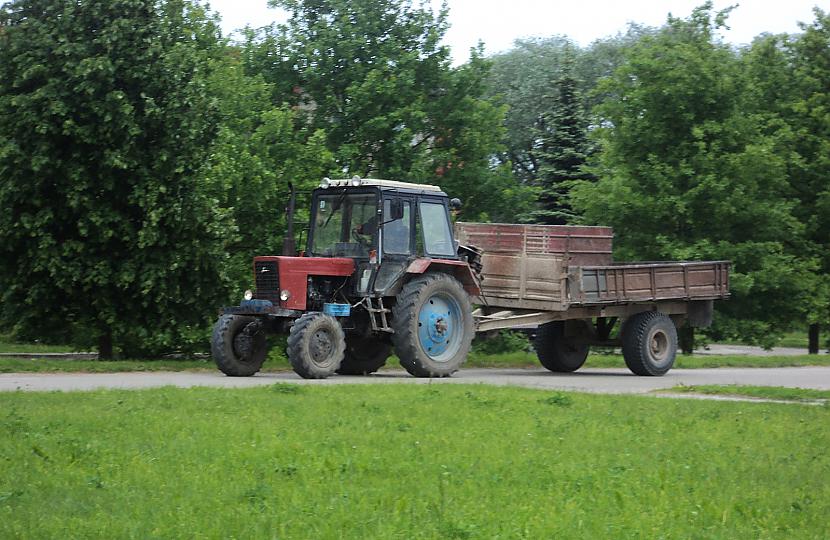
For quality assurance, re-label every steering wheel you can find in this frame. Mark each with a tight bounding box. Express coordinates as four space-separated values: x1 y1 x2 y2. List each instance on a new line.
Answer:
352 228 371 247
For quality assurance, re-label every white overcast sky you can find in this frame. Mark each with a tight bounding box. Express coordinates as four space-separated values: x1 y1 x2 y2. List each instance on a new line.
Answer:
208 0 823 63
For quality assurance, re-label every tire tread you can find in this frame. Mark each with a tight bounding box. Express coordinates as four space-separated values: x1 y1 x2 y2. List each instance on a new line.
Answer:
621 311 677 376
391 273 473 378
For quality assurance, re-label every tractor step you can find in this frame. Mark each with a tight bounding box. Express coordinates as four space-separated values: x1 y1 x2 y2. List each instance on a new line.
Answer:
360 297 394 333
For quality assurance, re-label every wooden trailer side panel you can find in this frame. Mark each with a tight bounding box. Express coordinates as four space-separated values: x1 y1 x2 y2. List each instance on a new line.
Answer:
455 222 730 312
477 253 568 310
575 262 730 305
455 222 614 266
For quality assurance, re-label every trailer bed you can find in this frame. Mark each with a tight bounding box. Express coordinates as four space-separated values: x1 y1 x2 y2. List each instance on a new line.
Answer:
455 222 730 313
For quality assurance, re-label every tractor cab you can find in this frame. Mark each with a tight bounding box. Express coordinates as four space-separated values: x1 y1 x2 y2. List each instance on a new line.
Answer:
308 177 460 297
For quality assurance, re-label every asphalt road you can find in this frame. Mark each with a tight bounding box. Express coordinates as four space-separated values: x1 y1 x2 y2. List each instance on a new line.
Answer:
2 366 829 394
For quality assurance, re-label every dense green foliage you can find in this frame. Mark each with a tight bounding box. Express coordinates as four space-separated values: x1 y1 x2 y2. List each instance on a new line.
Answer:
570 5 821 345
486 5 829 346
0 0 827 352
244 0 535 221
0 0 231 357
1 385 828 537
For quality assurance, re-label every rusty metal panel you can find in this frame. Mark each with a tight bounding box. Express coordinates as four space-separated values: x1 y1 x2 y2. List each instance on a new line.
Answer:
476 253 567 310
455 222 729 313
575 261 731 305
455 222 613 266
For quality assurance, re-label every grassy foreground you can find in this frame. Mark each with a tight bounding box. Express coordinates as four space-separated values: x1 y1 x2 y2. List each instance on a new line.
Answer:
671 385 830 403
1 385 828 538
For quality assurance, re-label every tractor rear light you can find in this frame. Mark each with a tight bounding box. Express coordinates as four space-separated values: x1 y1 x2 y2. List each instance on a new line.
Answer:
280 289 291 301
243 289 253 301
350 175 362 187
319 177 331 189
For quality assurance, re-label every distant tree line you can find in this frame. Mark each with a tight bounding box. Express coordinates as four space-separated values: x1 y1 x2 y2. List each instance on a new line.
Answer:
0 0 826 355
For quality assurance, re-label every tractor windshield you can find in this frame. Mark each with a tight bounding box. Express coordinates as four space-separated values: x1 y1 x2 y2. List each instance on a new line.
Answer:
311 192 378 257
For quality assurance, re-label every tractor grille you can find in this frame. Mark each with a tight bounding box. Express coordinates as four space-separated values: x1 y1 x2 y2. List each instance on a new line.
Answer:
254 261 280 302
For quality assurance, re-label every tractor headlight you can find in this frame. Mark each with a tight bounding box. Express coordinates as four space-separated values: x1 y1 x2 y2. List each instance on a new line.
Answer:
319 177 331 189
243 289 253 301
350 175 362 187
280 289 291 301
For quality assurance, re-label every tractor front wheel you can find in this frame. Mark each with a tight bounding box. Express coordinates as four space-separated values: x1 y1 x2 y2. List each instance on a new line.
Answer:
211 315 268 377
287 312 346 379
391 273 473 377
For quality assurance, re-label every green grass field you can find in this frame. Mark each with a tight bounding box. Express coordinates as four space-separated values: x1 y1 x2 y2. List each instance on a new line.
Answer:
1 384 827 538
670 385 830 403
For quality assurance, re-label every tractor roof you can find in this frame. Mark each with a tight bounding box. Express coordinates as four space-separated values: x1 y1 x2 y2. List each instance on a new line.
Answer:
320 177 445 194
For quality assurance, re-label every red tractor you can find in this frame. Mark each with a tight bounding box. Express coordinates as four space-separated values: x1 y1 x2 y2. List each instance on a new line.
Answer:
211 178 480 379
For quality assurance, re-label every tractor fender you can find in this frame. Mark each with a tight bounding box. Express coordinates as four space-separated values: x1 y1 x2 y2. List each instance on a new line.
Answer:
405 258 481 297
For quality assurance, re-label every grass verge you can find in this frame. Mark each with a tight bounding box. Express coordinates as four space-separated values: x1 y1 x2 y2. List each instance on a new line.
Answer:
1 384 828 538
3 350 830 374
0 334 80 354
669 385 830 403
0 357 219 373
467 351 830 369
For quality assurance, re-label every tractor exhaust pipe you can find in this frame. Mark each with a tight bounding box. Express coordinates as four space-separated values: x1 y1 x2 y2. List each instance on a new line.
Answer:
282 182 296 256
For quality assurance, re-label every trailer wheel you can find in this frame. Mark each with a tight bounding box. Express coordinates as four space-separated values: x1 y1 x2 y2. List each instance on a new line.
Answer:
336 335 390 375
622 311 678 376
287 312 345 379
534 321 589 372
211 315 268 377
392 273 473 377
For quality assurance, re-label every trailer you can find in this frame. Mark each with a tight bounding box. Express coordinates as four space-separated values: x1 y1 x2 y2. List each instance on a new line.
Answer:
456 222 730 375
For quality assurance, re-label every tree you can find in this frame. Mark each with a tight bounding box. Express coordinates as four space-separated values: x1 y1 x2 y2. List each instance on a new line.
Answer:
788 9 830 351
485 36 576 182
485 28 652 183
241 0 534 221
570 3 820 347
0 0 231 357
202 49 336 288
526 49 594 224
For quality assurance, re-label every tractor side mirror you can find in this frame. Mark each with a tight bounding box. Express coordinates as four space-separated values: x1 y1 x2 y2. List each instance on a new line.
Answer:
389 198 405 221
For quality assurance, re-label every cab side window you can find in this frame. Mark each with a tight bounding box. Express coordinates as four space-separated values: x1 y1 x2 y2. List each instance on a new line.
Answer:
383 199 411 254
419 202 455 256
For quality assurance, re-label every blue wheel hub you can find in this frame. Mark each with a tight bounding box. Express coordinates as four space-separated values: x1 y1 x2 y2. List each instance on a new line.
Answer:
417 292 462 361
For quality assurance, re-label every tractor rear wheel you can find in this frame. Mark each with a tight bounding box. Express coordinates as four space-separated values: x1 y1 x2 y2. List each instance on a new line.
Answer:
287 312 345 379
391 273 473 377
336 335 390 375
534 321 589 373
621 311 678 376
211 315 268 377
